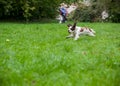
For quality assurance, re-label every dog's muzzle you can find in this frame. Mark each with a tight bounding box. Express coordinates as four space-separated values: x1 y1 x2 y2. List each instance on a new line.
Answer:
68 30 71 33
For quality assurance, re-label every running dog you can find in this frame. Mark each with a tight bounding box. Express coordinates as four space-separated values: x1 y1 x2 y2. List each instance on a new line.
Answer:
66 23 96 40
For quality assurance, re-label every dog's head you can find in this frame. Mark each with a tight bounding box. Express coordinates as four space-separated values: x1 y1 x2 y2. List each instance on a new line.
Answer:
67 22 77 33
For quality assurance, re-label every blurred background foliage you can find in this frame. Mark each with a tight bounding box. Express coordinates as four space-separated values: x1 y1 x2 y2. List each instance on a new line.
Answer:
70 0 120 22
0 0 119 22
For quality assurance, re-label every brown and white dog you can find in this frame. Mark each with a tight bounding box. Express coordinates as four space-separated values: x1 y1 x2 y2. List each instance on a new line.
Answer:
66 23 96 40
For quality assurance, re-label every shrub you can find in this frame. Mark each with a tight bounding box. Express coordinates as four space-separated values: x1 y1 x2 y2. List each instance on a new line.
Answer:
69 3 101 22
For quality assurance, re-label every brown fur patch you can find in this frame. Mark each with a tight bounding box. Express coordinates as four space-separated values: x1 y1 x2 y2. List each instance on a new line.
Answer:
80 28 84 32
71 23 76 31
89 28 92 32
83 27 92 32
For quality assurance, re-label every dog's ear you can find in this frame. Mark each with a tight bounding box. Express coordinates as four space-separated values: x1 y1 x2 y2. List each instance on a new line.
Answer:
71 22 77 30
67 24 72 27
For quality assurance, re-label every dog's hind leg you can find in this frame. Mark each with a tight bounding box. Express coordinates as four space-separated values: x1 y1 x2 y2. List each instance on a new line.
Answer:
88 33 95 36
74 34 79 40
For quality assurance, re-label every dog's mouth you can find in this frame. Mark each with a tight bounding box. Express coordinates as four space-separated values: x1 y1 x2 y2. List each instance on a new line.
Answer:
68 30 71 33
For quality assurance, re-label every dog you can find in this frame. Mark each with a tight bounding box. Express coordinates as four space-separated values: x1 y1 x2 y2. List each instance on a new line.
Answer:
66 23 96 40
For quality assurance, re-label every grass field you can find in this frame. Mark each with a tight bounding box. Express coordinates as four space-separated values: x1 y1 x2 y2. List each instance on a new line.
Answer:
0 22 120 86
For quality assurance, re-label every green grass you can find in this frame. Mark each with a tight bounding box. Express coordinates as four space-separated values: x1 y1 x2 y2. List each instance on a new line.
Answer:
0 22 120 86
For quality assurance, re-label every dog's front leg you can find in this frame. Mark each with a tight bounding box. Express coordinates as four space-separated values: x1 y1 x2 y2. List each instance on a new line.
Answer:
74 33 79 40
66 34 74 39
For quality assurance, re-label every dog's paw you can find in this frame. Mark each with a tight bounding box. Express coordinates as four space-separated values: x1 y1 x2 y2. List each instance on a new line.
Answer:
74 38 78 41
66 36 69 39
66 36 71 39
91 34 96 37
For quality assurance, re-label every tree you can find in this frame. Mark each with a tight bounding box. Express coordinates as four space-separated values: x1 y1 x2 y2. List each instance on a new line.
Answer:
72 0 120 22
91 0 120 22
109 0 120 22
0 0 77 21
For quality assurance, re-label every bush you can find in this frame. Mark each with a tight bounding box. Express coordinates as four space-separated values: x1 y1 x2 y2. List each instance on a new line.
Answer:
69 3 101 22
109 12 120 23
0 0 63 22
